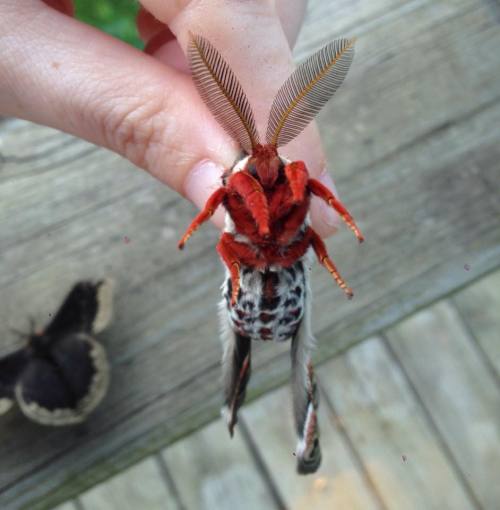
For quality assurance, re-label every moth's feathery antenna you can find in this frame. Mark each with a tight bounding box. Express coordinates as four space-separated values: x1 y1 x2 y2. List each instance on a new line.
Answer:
188 33 260 154
266 38 355 148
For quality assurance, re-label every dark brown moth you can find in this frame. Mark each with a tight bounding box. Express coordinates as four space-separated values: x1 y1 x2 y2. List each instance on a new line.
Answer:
0 280 113 426
179 34 362 473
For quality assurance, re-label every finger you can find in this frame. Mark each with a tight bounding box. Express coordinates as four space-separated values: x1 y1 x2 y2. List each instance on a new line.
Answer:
137 7 188 71
0 1 237 195
138 0 306 55
140 0 339 236
1 1 339 237
138 0 307 86
275 0 308 48
140 0 323 175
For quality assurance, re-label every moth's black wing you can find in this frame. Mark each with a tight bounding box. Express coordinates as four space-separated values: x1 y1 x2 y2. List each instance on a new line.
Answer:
44 279 114 338
0 348 28 415
16 333 109 425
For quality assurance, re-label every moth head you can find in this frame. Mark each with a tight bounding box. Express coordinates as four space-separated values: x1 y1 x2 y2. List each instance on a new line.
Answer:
247 144 281 189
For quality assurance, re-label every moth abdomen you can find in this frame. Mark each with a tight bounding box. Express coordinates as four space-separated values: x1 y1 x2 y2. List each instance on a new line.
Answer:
224 257 307 343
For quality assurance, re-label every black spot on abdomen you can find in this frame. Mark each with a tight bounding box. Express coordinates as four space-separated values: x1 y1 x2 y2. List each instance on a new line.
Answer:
260 296 281 310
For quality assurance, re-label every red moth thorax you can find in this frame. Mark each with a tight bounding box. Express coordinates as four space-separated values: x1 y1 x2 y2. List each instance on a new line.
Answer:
178 34 363 474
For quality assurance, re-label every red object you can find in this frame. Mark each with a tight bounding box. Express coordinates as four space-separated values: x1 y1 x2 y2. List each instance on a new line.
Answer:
178 34 362 474
180 153 362 301
180 36 362 299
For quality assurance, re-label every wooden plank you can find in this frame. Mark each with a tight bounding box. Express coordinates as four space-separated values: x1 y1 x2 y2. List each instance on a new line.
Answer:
452 269 500 376
318 337 476 510
386 302 500 509
51 504 78 510
161 419 281 510
1 0 500 507
241 386 382 510
303 0 500 177
79 457 179 510
296 0 410 52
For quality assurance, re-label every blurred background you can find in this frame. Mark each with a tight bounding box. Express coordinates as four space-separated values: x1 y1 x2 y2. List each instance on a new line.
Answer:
75 0 142 48
0 0 499 509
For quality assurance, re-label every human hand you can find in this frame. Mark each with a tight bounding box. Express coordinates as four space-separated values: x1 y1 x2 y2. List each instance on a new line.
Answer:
0 0 341 237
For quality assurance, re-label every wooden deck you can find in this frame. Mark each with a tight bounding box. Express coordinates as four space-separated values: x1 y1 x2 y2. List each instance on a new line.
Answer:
1 0 499 508
52 269 500 510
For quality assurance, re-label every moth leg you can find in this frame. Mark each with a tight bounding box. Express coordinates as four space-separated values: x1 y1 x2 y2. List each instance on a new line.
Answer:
217 233 261 305
284 161 309 203
309 227 353 298
221 329 252 437
228 172 270 237
217 235 242 306
276 201 310 245
308 178 364 242
291 316 321 474
178 186 227 249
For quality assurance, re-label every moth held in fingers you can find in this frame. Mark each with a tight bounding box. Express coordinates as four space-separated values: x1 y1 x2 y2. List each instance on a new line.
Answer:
178 33 363 474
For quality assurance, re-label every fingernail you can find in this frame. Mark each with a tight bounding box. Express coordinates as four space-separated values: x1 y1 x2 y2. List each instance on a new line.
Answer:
317 170 340 229
184 159 226 227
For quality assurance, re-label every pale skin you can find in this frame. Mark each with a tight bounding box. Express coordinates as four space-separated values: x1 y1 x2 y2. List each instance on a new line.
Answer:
0 0 342 237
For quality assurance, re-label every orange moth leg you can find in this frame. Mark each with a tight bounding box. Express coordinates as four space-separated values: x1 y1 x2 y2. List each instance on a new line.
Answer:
285 161 309 203
178 187 227 249
308 178 364 242
228 172 270 237
276 199 310 245
217 234 242 306
309 228 353 299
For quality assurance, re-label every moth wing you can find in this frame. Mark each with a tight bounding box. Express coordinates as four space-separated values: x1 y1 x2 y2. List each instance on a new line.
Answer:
0 348 28 415
16 333 110 426
45 279 114 338
0 398 14 415
290 258 321 474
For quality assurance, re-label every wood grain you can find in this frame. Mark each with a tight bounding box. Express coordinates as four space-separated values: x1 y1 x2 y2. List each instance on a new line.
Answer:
452 269 500 377
386 302 500 509
241 386 382 510
51 504 77 510
79 458 179 510
161 419 281 510
319 337 477 510
1 0 499 508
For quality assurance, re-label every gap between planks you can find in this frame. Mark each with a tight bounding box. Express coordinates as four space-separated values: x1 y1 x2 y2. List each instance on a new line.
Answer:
385 296 500 509
381 337 482 509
